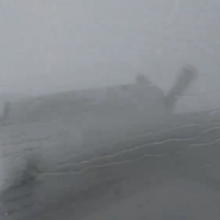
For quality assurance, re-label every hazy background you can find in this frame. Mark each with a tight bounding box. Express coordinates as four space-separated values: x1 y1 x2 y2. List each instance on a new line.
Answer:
0 0 220 111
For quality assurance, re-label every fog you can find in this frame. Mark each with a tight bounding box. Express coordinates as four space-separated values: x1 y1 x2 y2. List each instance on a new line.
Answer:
1 2 220 219
0 0 219 96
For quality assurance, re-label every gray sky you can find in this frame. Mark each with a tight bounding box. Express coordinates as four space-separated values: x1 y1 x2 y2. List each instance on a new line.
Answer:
0 0 220 99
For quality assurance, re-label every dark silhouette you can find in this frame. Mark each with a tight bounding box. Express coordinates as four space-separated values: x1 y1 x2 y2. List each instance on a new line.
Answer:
135 73 152 85
3 102 10 120
165 65 198 113
131 66 198 117
1 65 207 220
0 102 11 125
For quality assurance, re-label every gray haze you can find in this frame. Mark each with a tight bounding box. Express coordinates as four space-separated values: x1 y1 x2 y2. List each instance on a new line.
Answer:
0 0 220 108
1 2 220 219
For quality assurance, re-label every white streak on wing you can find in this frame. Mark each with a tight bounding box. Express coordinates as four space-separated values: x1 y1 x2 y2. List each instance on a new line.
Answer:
57 125 220 169
36 125 220 176
189 138 220 147
37 153 168 177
